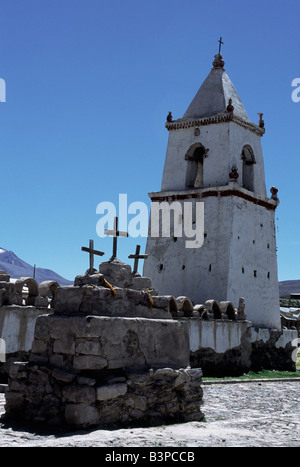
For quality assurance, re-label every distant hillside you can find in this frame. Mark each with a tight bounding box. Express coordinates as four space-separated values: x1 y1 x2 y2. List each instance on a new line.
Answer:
0 247 73 286
279 280 300 298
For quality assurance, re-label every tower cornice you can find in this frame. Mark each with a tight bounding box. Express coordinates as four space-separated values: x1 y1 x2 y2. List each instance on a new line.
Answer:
148 184 278 211
165 112 265 137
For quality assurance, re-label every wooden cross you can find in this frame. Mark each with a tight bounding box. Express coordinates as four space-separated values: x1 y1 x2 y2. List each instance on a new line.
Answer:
104 217 128 260
81 239 104 270
218 36 224 54
128 245 148 275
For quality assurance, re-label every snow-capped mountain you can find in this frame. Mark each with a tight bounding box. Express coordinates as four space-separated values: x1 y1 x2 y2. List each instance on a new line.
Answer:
0 247 72 286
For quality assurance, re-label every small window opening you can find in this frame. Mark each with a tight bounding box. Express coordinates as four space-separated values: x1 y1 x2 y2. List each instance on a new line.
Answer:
185 145 206 188
241 145 256 191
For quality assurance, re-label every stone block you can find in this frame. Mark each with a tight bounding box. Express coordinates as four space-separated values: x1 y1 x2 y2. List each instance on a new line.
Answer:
132 276 153 290
31 339 48 354
77 376 96 386
53 337 75 355
124 394 147 411
75 338 102 355
34 296 50 308
0 282 15 305
73 354 107 370
8 362 28 379
8 292 23 306
74 272 104 287
49 353 73 370
53 287 85 314
0 271 10 282
65 403 100 427
96 383 127 401
52 368 77 383
5 390 26 413
99 259 133 288
62 384 95 404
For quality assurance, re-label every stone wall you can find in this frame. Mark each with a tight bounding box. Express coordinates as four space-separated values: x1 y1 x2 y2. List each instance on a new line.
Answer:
5 363 203 428
250 328 298 372
187 319 252 376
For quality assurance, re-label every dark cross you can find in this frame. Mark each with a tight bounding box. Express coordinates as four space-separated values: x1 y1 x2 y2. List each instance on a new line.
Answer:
218 36 224 54
104 217 128 260
128 245 148 275
81 239 104 270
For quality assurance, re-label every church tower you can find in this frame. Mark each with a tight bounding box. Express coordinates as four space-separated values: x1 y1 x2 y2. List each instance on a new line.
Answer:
143 45 281 329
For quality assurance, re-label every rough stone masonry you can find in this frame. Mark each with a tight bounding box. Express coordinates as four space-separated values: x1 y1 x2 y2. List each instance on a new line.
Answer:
3 259 204 428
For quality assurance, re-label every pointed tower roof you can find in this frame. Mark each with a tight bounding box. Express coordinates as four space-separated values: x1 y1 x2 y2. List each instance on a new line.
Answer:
183 51 250 122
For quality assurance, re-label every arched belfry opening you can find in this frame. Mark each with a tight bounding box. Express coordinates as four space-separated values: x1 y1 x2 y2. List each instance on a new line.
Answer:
241 144 256 191
185 144 207 189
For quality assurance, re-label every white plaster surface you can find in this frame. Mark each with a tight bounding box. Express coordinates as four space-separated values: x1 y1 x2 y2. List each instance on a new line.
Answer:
250 327 298 349
0 306 51 353
144 190 280 329
189 319 250 353
161 122 266 196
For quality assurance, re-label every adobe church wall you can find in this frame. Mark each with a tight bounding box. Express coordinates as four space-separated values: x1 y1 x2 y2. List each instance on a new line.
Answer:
187 321 298 376
144 191 280 330
0 306 52 354
0 306 52 381
187 318 252 376
250 327 298 372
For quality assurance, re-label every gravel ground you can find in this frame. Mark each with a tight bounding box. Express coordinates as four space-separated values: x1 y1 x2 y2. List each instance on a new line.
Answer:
0 380 299 447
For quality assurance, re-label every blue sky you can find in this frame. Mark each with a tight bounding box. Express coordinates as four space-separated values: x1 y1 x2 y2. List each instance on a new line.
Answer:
0 0 299 282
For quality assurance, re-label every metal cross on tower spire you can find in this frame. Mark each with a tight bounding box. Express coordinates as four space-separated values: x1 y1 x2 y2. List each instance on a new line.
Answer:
218 36 224 54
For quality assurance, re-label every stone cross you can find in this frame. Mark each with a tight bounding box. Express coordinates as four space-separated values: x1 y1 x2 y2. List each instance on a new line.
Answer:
81 239 104 270
218 36 224 54
128 245 148 275
104 217 128 260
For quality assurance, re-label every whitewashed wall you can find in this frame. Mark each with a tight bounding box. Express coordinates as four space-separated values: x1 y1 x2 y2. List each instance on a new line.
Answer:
0 306 51 354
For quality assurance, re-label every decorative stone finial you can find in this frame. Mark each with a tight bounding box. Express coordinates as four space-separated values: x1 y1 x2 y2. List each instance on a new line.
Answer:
167 111 173 122
226 98 234 113
270 186 278 200
258 113 264 128
213 53 225 68
229 166 239 180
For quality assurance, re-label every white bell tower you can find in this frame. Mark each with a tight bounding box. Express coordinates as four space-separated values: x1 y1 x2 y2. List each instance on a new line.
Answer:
143 46 281 329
